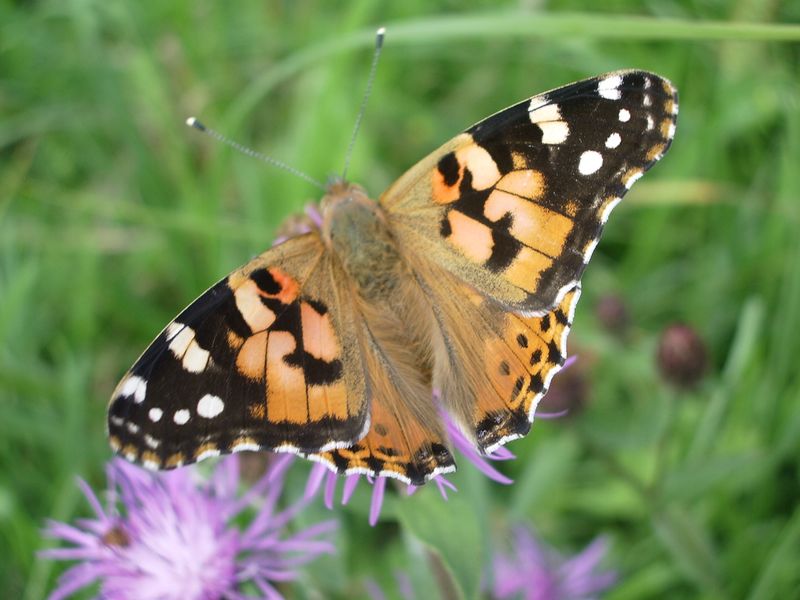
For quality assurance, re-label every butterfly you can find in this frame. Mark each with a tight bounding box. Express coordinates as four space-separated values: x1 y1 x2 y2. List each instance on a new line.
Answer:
108 70 678 485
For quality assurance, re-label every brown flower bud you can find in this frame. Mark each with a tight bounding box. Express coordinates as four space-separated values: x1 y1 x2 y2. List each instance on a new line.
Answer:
538 359 590 418
595 294 630 336
656 323 708 389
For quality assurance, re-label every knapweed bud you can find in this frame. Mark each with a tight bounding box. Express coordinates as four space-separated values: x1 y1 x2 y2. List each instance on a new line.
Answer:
595 294 630 336
656 323 708 389
537 358 590 418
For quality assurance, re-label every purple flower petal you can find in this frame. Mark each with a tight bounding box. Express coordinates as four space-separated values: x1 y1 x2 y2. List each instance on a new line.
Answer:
42 455 334 600
342 473 360 505
491 526 617 600
305 204 323 227
304 462 328 501
369 477 387 526
324 470 338 509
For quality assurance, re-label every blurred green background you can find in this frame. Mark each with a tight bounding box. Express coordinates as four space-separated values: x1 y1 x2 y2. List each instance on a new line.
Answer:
2 1 800 598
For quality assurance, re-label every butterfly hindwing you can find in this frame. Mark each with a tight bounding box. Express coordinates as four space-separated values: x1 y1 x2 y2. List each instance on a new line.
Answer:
408 255 580 452
382 70 677 314
107 233 368 469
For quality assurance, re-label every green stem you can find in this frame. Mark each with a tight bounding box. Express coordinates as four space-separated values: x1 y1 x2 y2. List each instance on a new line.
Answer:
225 13 800 130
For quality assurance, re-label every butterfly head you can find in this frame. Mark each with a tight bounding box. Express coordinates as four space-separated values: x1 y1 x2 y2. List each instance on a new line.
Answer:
320 180 378 240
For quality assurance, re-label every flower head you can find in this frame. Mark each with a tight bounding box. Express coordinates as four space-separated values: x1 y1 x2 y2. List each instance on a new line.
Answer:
491 526 616 600
656 322 708 389
42 455 335 600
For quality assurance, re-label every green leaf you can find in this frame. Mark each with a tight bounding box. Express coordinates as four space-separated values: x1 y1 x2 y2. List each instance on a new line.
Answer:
396 485 484 600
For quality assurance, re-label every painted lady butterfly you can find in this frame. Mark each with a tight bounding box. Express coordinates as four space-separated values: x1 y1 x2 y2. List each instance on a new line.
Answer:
108 69 678 485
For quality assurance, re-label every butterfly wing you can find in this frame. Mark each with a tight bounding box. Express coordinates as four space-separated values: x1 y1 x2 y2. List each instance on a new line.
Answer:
411 255 581 452
381 70 678 314
107 233 369 469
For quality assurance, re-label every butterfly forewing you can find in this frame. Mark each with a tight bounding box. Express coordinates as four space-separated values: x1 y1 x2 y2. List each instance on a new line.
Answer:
108 233 368 469
382 70 677 314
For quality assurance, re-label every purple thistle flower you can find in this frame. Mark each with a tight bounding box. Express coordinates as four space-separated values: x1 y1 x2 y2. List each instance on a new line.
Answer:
491 526 616 600
41 455 335 600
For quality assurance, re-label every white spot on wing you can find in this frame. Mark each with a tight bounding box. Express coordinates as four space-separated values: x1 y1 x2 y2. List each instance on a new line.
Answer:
197 394 224 419
540 121 569 144
148 407 163 422
134 380 147 404
173 409 190 425
597 75 622 100
624 171 643 189
196 448 221 462
530 102 569 144
232 441 261 453
578 150 603 175
583 238 599 262
144 434 160 449
168 322 212 373
601 197 622 222
646 115 654 130
167 323 193 355
126 422 140 434
182 343 210 373
668 122 676 139
618 108 631 122
605 133 621 149
120 375 147 404
529 102 560 121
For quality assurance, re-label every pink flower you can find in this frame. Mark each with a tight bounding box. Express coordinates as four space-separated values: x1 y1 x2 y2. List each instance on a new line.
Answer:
41 455 335 600
492 527 616 600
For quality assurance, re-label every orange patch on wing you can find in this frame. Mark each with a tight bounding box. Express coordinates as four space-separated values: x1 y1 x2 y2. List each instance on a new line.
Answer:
236 331 268 380
232 436 258 448
503 247 553 293
659 118 673 139
484 190 573 257
227 330 245 350
647 142 666 161
432 165 462 205
308 381 348 421
265 331 308 424
141 452 161 467
447 211 494 263
564 200 580 217
194 442 218 459
267 268 300 305
482 335 528 412
165 452 185 468
301 302 340 362
511 150 531 170
235 280 277 332
431 140 502 205
495 169 545 200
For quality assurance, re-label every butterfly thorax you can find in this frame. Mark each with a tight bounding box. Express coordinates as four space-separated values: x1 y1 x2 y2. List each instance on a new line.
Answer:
320 181 403 303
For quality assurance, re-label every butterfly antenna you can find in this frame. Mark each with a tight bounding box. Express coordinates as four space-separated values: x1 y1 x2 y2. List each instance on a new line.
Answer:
341 26 385 181
185 117 326 191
